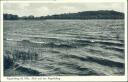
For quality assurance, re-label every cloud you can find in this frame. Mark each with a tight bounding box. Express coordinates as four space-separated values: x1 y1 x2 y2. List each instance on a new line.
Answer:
3 2 124 17
36 7 50 16
18 3 30 9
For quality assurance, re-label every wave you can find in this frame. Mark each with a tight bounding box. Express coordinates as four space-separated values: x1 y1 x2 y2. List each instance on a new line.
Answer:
54 63 101 75
4 51 41 76
102 46 124 52
5 38 21 42
5 36 124 48
76 39 124 46
61 54 124 68
17 39 87 48
13 62 99 76
15 64 42 76
31 37 66 42
84 47 124 59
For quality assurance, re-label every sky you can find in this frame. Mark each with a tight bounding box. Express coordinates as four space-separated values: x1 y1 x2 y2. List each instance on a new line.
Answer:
3 2 124 17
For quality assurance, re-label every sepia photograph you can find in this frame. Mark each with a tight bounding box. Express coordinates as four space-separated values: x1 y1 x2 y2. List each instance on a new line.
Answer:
0 0 127 81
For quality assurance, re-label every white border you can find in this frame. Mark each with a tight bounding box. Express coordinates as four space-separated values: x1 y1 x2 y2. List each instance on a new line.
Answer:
0 0 127 81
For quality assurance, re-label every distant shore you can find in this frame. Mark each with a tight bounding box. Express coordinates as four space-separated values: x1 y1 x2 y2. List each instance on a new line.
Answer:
3 10 124 20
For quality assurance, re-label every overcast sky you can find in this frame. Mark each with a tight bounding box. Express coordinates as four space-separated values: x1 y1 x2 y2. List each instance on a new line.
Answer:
3 2 124 17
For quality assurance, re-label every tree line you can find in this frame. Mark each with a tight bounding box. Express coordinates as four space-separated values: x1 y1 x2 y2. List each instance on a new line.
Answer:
3 10 124 20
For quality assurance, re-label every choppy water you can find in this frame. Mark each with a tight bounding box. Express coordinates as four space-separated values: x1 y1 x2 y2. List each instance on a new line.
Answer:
3 20 125 76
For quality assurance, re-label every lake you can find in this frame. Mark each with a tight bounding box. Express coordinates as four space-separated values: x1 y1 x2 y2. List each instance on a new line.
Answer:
3 20 125 76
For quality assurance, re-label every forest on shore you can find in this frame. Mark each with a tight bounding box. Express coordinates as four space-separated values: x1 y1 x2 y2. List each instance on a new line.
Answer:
3 10 124 20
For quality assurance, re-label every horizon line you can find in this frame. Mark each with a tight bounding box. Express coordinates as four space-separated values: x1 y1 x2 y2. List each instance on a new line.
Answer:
3 10 124 17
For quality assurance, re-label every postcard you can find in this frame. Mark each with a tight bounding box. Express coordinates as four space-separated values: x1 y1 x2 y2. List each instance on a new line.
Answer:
0 0 127 81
